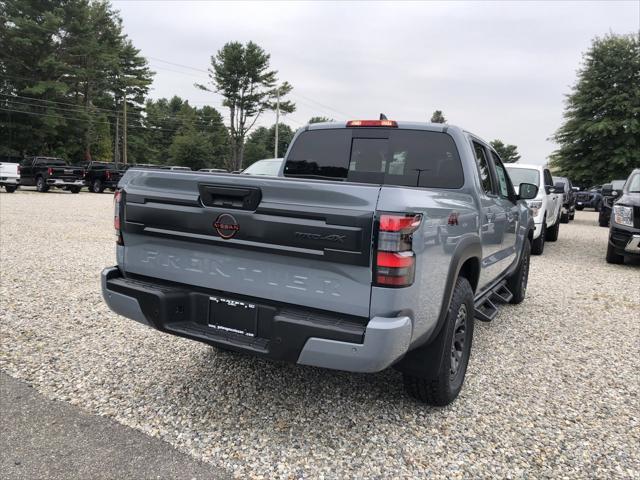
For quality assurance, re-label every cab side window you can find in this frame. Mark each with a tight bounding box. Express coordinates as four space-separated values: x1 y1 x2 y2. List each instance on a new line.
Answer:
472 141 494 195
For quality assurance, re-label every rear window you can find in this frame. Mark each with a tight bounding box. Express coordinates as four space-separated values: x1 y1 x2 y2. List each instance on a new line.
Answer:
284 129 464 188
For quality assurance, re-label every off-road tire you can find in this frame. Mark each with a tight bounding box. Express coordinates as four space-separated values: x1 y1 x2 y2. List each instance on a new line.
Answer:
506 238 531 304
531 221 545 255
598 211 609 227
606 243 624 264
36 176 49 192
4 185 17 193
546 217 560 242
92 178 104 193
403 277 474 406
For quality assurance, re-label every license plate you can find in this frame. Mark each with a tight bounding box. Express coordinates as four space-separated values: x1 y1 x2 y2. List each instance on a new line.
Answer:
208 296 257 337
64 169 73 174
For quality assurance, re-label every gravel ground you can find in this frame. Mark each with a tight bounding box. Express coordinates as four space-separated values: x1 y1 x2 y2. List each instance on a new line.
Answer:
1 190 639 479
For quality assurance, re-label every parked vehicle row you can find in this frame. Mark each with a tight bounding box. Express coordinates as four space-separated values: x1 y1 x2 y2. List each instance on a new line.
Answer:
0 159 232 194
102 119 540 406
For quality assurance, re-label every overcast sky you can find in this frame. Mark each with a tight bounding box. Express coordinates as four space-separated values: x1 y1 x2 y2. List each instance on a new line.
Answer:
113 1 639 164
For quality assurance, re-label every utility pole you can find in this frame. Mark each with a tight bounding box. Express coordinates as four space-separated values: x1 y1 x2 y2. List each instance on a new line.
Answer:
274 87 280 159
122 91 128 165
114 112 120 166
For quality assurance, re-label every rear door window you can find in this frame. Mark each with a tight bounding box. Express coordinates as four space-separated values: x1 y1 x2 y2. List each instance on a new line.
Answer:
471 141 494 195
285 128 464 188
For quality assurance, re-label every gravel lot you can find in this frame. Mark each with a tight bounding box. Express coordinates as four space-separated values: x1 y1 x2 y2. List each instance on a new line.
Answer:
1 190 639 479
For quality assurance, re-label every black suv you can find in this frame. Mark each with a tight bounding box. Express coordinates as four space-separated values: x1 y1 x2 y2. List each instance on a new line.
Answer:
575 185 603 211
82 161 126 193
552 176 576 223
606 169 640 264
598 179 627 227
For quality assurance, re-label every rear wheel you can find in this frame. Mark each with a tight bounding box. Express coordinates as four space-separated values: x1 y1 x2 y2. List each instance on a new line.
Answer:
506 238 531 304
403 276 474 406
560 211 569 223
92 178 104 193
606 243 624 264
36 176 49 192
4 185 17 193
546 217 560 242
531 222 546 255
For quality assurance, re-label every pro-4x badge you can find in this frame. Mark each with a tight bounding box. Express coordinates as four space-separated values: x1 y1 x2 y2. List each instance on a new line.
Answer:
213 213 240 239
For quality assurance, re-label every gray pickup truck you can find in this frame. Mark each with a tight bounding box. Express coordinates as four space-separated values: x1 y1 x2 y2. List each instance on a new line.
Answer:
102 120 537 405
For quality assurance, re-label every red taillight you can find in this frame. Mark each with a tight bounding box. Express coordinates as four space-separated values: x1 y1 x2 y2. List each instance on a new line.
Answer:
17 165 20 174
379 214 422 232
374 213 421 288
106 170 111 180
47 167 53 175
114 190 123 245
347 120 398 128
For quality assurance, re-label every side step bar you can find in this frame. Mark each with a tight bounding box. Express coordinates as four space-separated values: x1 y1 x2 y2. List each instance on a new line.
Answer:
474 280 513 322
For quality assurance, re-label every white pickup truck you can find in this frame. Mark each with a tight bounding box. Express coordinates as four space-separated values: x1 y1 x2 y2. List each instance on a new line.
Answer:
0 162 20 193
505 163 562 255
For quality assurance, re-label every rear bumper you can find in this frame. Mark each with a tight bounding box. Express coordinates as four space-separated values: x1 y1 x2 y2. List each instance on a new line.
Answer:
609 227 640 257
47 178 86 187
0 177 19 185
101 267 412 373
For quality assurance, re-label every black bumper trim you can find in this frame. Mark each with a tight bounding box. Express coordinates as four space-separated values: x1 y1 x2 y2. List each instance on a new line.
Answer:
105 270 367 362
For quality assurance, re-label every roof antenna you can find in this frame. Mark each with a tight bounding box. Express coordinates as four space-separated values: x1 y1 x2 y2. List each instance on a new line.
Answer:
379 113 388 120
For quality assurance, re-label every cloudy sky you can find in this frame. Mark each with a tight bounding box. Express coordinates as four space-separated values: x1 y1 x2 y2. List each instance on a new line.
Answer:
113 1 639 164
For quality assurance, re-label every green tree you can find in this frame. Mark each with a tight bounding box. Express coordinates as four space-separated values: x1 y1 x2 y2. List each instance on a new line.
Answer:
430 110 447 123
550 34 640 185
0 0 153 162
308 116 333 124
196 41 295 170
169 131 214 170
490 139 521 163
244 123 294 165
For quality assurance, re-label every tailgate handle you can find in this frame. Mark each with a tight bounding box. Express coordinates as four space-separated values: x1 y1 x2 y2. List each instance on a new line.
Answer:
198 184 262 210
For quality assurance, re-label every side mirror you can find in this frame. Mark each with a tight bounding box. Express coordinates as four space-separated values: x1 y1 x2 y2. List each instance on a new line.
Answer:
554 182 566 193
519 183 538 200
601 183 613 197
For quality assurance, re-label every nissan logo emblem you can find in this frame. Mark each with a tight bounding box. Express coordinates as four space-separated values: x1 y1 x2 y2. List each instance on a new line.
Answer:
213 213 240 239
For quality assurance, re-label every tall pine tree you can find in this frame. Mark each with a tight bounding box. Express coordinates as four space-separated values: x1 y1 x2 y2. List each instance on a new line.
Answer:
550 34 639 185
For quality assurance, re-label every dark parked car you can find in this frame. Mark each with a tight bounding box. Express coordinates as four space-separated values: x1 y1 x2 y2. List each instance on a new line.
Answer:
552 176 576 223
606 169 640 264
19 156 85 193
575 185 603 211
599 180 628 227
83 161 126 193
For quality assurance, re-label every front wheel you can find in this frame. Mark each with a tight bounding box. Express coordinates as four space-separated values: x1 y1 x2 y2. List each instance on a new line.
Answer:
69 186 81 194
576 206 584 211
605 243 624 264
506 238 531 304
403 276 474 406
36 176 49 192
4 185 17 193
560 211 569 223
598 211 609 227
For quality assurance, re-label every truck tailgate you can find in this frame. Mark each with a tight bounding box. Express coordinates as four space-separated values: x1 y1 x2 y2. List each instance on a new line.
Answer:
119 170 380 317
